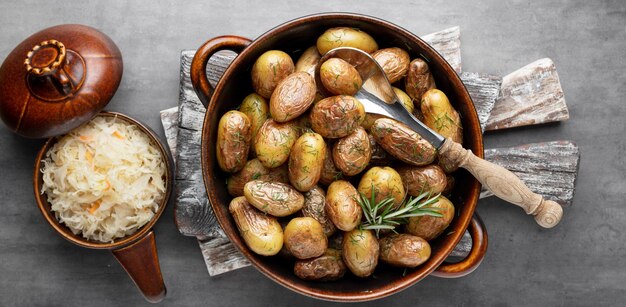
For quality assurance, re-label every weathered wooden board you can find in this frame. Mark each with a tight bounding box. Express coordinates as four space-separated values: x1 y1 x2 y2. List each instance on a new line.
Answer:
480 140 579 207
460 72 502 132
485 58 569 131
160 107 179 161
422 26 462 74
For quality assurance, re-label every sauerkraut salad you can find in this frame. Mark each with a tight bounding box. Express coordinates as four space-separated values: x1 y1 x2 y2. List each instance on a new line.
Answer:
40 116 166 243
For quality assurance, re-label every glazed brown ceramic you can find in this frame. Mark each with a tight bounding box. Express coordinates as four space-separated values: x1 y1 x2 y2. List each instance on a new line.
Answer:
195 13 487 301
0 24 123 138
33 112 172 303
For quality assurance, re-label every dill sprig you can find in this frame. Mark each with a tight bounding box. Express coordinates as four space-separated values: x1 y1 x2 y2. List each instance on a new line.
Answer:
357 188 442 237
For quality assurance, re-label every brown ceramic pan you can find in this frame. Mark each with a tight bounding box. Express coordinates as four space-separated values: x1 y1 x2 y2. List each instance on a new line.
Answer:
33 111 172 303
192 13 487 301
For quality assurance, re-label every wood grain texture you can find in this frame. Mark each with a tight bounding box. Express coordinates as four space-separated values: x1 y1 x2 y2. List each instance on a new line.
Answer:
440 139 564 228
422 26 462 74
480 140 580 208
160 107 179 160
460 72 502 131
485 58 569 131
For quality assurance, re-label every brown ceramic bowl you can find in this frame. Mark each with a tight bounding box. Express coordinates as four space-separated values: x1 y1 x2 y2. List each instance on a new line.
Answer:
194 13 487 301
33 111 173 303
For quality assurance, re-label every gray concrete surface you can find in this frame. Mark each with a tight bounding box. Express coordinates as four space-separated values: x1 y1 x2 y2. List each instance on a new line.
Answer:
0 0 624 306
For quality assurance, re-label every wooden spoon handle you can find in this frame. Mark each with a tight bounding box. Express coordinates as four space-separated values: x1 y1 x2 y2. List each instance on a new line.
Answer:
439 139 563 228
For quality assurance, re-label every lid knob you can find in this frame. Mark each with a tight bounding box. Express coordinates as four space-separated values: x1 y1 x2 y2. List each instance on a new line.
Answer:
24 40 67 76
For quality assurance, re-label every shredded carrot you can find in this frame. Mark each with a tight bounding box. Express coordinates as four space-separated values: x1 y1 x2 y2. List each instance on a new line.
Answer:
79 135 91 142
104 179 111 191
112 131 125 140
88 200 102 214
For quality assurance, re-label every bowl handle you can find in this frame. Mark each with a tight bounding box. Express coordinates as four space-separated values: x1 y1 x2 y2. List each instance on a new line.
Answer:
432 214 488 278
190 35 252 107
112 231 166 303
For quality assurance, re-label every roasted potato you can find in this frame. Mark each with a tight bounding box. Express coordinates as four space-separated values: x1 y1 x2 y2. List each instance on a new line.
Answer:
294 248 346 281
284 217 328 259
317 27 378 55
393 87 414 114
295 46 321 77
288 132 326 192
405 195 455 241
325 180 362 231
319 58 362 96
229 196 283 256
397 164 447 196
342 229 379 277
332 127 371 176
270 72 316 122
217 110 252 173
301 185 336 237
421 89 463 144
368 133 392 165
310 95 365 138
254 119 299 168
357 166 405 208
243 180 305 217
252 50 294 98
227 159 289 196
379 234 431 267
319 141 344 186
361 113 387 131
442 174 455 196
370 118 436 166
372 47 410 84
239 93 269 145
405 58 436 105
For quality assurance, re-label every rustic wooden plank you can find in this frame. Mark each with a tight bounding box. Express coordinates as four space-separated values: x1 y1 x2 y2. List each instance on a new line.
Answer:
480 140 580 207
485 58 569 131
422 26 462 74
460 72 502 131
198 236 250 276
160 107 179 161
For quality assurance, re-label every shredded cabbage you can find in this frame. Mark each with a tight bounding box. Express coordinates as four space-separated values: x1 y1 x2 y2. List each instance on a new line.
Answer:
40 116 166 243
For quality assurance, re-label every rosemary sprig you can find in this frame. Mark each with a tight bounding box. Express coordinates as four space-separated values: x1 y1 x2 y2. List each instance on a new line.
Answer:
357 188 442 237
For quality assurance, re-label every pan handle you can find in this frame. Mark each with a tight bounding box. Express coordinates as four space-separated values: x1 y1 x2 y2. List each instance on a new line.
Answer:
190 35 252 107
432 214 488 278
112 231 166 303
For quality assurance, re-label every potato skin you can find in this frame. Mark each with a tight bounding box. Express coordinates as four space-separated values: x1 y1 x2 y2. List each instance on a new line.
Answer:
332 127 371 176
239 93 269 145
393 87 414 114
317 27 378 55
310 95 365 138
288 132 327 192
325 180 362 231
405 58 436 104
243 180 305 217
319 58 362 96
301 186 336 237
368 134 392 165
227 159 289 197
372 47 410 84
421 89 463 144
357 166 405 208
270 72 316 122
405 195 455 241
217 110 252 173
370 118 436 166
397 164 447 196
342 229 379 278
284 217 328 259
295 46 321 77
294 248 346 281
319 141 344 186
442 174 455 196
254 119 299 168
252 50 294 98
379 234 431 268
229 196 283 256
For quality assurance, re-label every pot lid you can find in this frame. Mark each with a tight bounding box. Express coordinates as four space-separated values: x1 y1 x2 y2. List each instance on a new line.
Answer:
0 24 123 138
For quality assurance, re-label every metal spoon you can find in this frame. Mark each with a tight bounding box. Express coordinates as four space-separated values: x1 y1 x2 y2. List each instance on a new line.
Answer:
315 47 563 228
